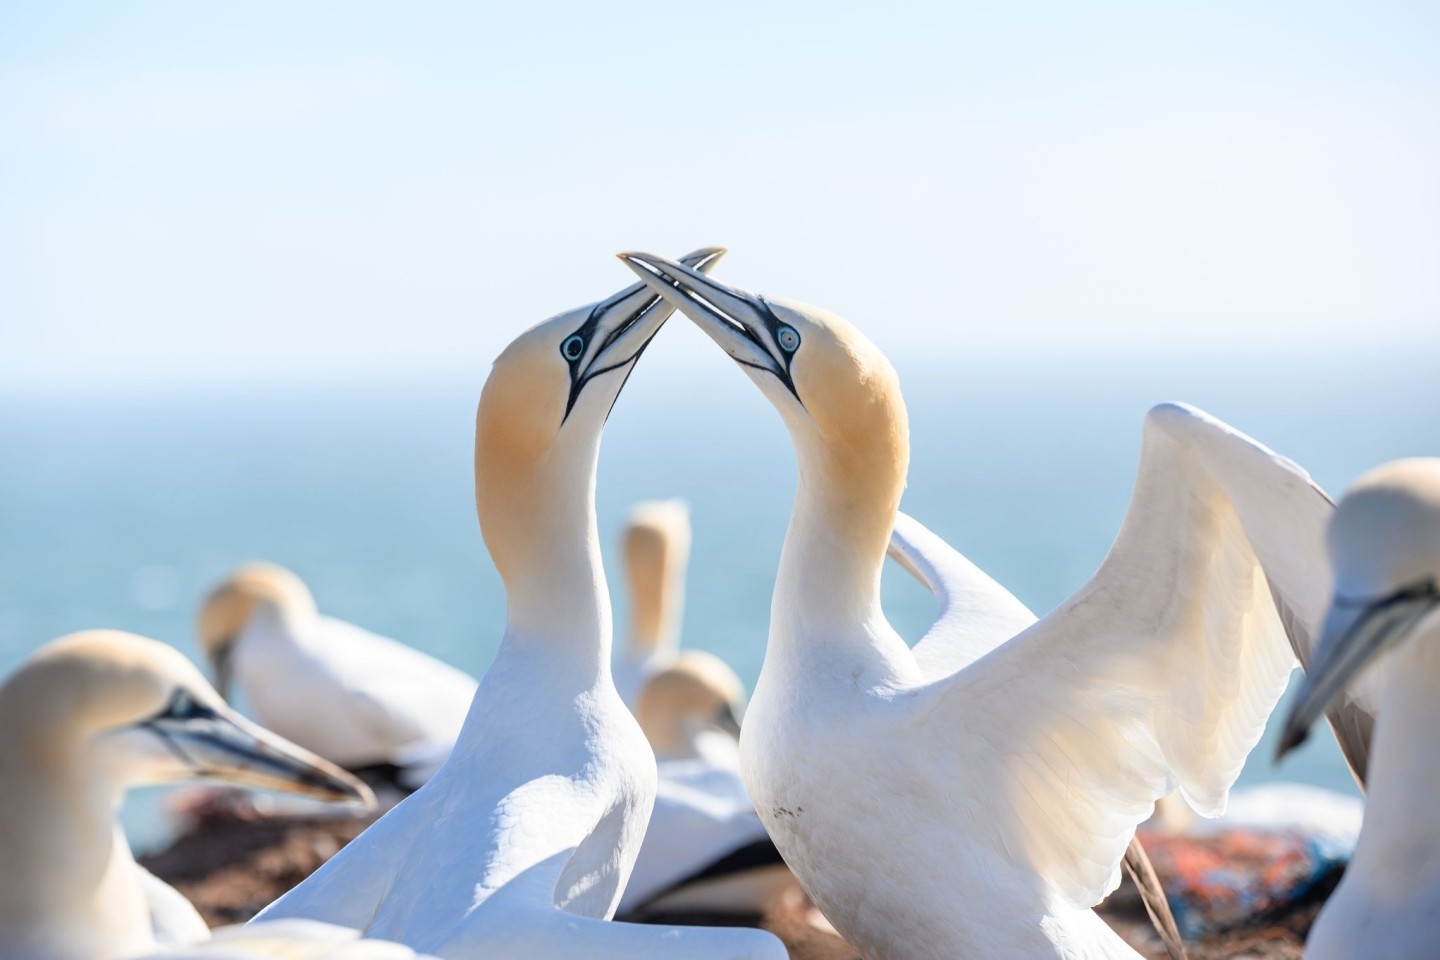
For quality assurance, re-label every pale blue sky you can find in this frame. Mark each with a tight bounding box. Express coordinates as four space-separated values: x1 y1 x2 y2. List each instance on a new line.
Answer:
2 1 1437 391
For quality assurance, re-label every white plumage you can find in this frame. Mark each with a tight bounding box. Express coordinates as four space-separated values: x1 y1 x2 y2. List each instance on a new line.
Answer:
621 652 790 917
133 920 441 959
622 250 1370 959
253 251 784 959
197 565 477 789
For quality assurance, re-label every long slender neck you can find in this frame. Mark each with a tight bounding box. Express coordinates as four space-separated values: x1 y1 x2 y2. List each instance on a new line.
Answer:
1347 625 1440 897
628 554 679 661
479 435 612 691
0 736 151 958
769 441 916 683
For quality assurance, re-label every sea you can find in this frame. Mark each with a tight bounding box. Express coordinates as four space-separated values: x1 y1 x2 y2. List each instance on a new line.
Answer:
1 345 1435 852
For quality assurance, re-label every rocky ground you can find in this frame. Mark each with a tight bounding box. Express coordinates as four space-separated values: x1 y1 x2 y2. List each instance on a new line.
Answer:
141 805 1320 959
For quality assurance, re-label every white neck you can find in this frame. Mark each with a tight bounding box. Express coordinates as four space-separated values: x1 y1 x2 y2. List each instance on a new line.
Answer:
768 443 917 685
487 435 614 692
1346 624 1440 898
0 737 153 959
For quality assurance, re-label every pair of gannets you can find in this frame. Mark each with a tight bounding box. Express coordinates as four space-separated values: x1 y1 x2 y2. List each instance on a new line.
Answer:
255 249 786 959
616 503 791 917
196 564 478 791
0 630 433 959
1275 459 1440 959
618 252 1376 959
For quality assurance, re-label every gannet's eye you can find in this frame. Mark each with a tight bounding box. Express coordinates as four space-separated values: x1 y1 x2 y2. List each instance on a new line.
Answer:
561 335 586 362
777 326 801 353
160 689 214 722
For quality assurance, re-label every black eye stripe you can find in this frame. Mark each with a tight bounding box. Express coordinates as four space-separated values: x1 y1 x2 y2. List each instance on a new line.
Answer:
149 689 219 724
755 298 799 362
560 291 667 424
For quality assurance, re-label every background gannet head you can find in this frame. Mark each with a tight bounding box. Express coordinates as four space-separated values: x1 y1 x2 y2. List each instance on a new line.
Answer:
619 252 910 545
635 651 746 761
0 630 371 805
624 499 692 656
475 247 723 590
196 562 317 700
1278 458 1440 758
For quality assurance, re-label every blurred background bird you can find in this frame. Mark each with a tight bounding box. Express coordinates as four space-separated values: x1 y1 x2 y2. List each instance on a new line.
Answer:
0 630 372 960
196 562 477 795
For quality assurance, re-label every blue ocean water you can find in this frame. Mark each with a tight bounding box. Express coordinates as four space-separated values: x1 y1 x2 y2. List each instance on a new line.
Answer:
0 347 1434 851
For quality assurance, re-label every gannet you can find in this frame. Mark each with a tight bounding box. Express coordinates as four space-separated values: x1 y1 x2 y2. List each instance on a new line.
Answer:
620 651 793 918
197 563 478 790
254 249 786 960
621 251 1373 960
0 630 371 960
613 499 692 708
1277 458 1440 960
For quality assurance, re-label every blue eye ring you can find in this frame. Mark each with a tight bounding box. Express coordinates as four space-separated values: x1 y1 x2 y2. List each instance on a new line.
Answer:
561 335 585 362
776 326 800 353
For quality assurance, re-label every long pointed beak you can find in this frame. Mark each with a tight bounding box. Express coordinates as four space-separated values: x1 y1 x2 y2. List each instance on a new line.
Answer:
617 251 799 398
563 246 725 420
147 708 374 807
211 643 235 703
1277 582 1437 760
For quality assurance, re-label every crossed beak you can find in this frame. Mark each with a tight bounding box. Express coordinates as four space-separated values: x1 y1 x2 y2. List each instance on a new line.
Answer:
562 246 726 421
617 251 801 401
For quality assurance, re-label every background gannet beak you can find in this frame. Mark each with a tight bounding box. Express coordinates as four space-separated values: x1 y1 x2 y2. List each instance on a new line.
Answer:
1276 581 1438 759
714 701 742 739
562 246 725 420
143 699 374 807
211 642 236 702
617 251 798 398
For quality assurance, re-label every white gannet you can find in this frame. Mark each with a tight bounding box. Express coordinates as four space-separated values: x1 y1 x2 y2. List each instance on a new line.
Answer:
253 249 786 960
0 629 372 960
1277 458 1440 960
613 499 692 708
620 651 793 918
621 251 1374 960
197 564 479 791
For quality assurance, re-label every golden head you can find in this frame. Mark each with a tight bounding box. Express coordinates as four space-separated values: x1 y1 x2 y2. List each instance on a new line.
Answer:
0 630 369 804
474 248 724 588
196 562 316 674
635 650 746 759
1279 458 1440 760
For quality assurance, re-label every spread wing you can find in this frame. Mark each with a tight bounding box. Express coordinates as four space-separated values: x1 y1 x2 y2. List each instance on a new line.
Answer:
917 402 1371 910
889 509 1188 958
887 511 1038 677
